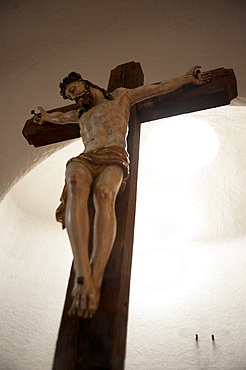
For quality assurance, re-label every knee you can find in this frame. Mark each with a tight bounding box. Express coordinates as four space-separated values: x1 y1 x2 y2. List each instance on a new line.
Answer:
66 173 89 194
94 186 117 206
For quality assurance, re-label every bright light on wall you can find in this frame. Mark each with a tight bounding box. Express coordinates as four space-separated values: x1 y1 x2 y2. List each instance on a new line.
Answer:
143 116 220 179
131 245 185 291
132 115 221 297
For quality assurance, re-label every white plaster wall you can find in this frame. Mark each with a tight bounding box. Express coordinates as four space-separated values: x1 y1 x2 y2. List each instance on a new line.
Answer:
126 107 246 369
0 145 76 369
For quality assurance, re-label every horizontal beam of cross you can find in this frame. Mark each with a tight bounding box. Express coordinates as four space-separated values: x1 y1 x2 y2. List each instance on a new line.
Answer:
22 67 237 148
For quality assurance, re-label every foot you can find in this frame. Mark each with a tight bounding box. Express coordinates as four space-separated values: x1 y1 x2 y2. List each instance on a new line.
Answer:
69 275 100 319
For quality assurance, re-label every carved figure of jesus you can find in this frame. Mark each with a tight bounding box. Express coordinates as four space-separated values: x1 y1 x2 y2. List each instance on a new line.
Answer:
34 65 210 318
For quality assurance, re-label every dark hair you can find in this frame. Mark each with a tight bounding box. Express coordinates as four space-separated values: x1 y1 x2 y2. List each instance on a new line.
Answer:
59 71 112 101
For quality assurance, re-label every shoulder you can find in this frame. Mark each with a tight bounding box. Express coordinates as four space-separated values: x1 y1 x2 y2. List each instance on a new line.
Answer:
110 87 129 98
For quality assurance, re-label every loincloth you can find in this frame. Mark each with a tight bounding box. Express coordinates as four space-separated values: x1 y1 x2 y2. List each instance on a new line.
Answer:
55 146 130 229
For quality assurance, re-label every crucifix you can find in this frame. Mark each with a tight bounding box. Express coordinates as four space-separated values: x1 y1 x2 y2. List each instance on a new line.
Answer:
23 61 237 369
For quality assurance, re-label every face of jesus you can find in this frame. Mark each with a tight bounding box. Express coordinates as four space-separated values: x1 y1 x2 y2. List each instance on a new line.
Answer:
65 80 87 104
65 80 97 112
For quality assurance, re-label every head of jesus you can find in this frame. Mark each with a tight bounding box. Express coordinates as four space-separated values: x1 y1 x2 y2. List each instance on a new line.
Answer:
59 72 112 111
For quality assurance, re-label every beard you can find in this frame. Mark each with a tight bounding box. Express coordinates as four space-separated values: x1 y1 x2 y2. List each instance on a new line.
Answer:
76 88 94 111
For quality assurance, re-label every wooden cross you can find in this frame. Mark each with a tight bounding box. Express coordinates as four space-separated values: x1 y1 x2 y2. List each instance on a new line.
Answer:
23 61 237 370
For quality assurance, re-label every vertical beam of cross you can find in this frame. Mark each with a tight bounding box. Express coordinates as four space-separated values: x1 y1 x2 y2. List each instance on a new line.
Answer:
52 61 144 370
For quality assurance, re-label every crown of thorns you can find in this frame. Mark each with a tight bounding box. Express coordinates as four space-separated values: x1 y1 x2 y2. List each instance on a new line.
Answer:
59 71 112 101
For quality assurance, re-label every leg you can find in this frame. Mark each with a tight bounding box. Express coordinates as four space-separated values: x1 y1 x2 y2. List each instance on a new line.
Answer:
91 165 123 300
65 161 96 318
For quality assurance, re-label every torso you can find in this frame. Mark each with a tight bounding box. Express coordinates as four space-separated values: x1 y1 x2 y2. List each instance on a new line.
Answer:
78 88 130 153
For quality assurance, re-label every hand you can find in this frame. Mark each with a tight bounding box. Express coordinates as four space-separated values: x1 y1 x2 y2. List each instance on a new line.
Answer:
32 106 49 125
186 65 211 85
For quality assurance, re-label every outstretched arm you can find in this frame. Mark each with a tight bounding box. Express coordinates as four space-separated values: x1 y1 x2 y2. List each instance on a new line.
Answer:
127 65 211 106
33 106 79 125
